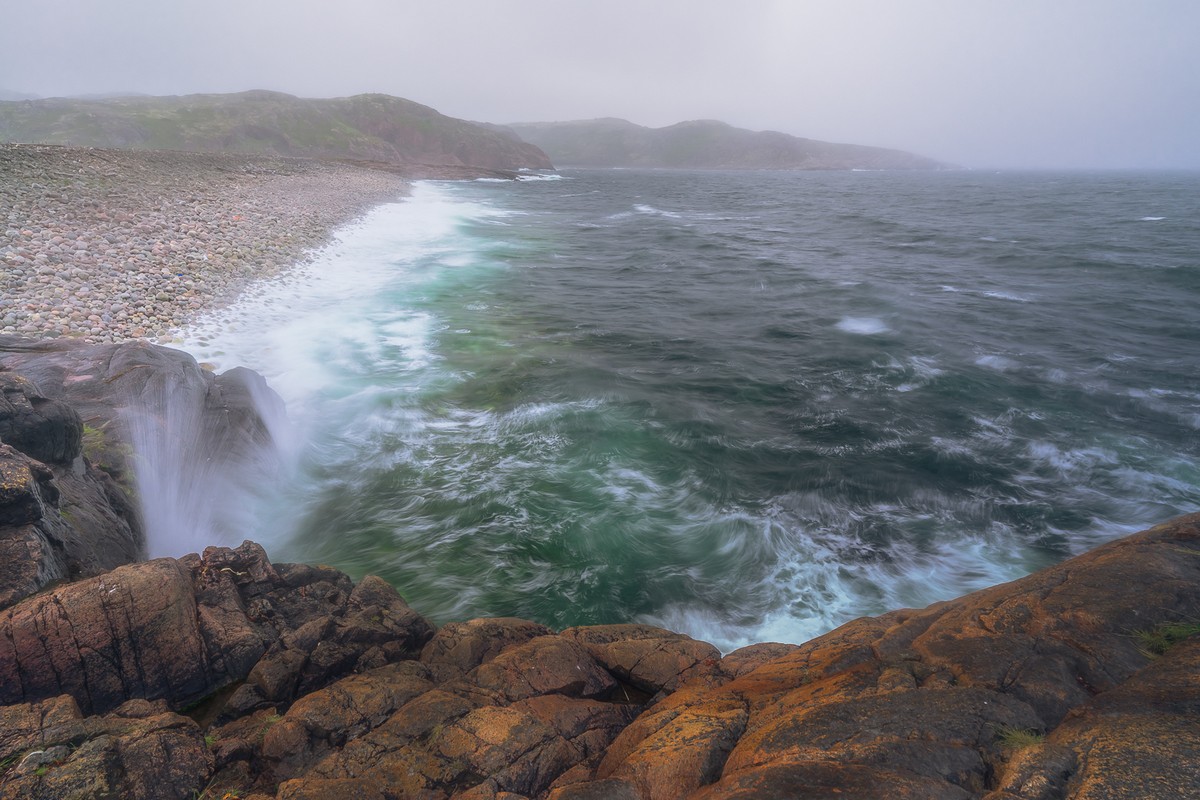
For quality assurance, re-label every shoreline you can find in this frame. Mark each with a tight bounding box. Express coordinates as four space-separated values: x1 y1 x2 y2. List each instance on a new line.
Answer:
0 144 481 343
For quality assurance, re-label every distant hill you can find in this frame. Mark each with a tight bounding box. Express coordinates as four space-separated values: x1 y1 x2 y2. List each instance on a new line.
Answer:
505 118 943 170
0 91 552 172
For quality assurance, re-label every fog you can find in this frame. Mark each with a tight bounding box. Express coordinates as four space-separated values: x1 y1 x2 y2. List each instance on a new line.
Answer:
2 0 1197 169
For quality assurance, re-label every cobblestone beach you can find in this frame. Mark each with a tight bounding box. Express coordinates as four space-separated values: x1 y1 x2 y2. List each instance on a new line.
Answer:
1 144 412 342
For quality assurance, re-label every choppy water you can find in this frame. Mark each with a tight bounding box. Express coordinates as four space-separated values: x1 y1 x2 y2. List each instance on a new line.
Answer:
181 168 1200 651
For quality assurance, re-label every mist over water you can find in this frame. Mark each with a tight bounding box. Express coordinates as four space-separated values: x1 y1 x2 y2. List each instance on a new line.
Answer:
181 170 1200 651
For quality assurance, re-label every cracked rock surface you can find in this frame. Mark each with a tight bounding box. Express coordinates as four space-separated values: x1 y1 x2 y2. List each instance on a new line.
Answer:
1 515 1198 798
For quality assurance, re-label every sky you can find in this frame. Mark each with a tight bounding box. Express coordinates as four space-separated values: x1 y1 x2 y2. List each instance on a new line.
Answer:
1 0 1197 169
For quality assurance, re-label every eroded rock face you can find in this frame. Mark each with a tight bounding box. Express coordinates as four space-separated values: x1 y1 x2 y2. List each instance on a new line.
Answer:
0 541 434 716
0 336 291 608
2 514 1199 798
0 374 141 611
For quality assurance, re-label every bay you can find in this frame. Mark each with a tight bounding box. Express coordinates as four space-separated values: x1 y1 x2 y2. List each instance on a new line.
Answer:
182 168 1200 651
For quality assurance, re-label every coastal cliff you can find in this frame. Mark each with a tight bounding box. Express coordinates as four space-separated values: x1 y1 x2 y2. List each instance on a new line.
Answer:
1 339 1197 799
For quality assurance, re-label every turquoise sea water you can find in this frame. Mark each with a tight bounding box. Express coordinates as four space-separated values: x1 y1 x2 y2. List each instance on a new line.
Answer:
181 169 1200 651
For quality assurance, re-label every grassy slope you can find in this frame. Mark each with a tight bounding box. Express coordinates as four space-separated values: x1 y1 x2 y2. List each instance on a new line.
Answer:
0 91 552 171
506 118 944 170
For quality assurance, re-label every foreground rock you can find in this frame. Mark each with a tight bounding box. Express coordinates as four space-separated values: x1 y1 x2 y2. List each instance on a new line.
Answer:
2 515 1197 798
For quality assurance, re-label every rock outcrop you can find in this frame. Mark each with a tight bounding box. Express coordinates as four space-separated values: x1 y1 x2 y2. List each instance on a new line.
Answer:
0 369 140 609
1 513 1197 798
0 336 286 606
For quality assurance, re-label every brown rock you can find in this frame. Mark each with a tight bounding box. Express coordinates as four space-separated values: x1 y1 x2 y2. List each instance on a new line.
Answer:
472 636 616 702
560 624 722 695
0 558 209 714
567 513 1200 799
1024 637 1200 799
261 661 434 781
0 699 212 800
0 540 433 717
275 777 388 800
689 761 975 800
420 617 553 682
435 705 576 797
602 697 749 800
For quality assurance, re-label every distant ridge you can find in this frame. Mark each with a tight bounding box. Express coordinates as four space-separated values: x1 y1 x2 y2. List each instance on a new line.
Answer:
505 117 943 170
0 90 552 172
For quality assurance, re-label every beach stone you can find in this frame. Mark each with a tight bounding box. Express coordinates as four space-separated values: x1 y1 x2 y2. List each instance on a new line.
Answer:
0 143 414 345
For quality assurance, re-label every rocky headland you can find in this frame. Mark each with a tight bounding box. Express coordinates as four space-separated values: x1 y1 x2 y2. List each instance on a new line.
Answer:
503 118 945 170
1 145 1197 798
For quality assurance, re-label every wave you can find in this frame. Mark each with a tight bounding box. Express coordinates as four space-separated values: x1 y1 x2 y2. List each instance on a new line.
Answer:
836 316 890 335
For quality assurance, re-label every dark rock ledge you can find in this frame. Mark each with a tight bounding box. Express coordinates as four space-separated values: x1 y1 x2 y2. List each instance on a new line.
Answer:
2 339 1199 799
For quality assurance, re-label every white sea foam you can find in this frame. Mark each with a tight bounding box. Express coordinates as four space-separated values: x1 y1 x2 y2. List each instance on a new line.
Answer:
836 316 890 335
981 290 1031 302
180 182 506 399
1140 216 1166 221
633 204 682 218
516 173 568 182
975 354 1020 372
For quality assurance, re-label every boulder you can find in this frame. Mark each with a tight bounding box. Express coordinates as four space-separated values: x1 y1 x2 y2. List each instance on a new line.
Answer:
420 617 553 682
559 624 722 695
0 373 82 466
0 696 211 800
0 541 434 716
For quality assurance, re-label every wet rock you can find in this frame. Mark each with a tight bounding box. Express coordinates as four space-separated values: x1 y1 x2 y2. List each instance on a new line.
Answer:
0 373 81 465
0 375 140 612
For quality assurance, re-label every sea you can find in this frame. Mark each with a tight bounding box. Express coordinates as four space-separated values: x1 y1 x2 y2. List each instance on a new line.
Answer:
178 168 1200 652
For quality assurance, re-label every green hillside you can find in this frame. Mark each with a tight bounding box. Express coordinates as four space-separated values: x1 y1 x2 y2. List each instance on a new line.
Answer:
0 91 552 171
505 118 943 170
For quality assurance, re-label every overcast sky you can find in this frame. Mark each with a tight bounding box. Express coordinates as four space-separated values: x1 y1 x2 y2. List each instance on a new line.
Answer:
2 0 1197 169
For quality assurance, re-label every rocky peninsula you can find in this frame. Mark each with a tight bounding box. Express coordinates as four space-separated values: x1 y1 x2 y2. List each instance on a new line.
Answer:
1 146 1198 799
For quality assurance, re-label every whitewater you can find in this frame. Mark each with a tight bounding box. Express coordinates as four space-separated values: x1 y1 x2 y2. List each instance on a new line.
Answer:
180 169 1200 652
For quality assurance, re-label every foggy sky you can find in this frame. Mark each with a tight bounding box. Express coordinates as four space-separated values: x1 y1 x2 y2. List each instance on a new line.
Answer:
2 0 1197 169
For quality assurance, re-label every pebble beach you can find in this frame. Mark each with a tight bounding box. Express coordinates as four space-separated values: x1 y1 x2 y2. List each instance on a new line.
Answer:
1 143 413 342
